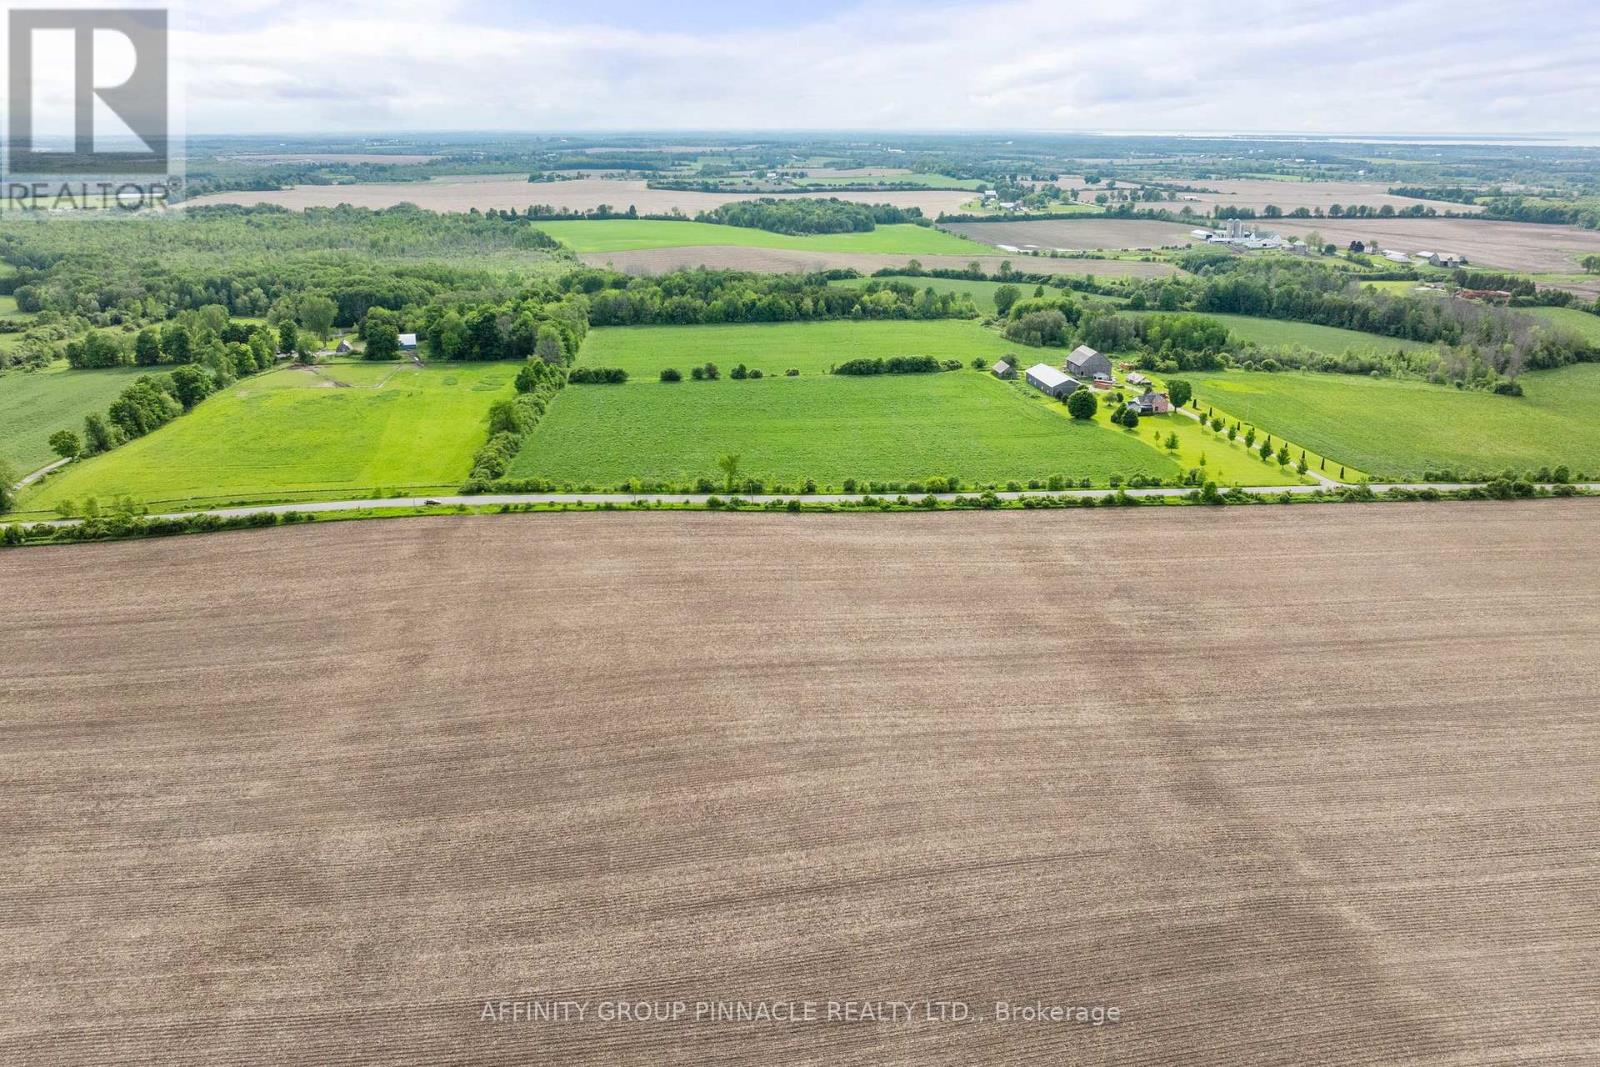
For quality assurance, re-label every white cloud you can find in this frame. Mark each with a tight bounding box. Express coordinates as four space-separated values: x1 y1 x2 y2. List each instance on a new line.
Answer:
176 0 1600 135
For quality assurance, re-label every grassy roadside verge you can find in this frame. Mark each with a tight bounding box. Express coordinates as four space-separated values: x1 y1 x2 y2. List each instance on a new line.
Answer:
3 482 1590 549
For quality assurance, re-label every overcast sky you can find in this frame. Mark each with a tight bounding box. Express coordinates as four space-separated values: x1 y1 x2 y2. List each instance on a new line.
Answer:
171 0 1600 136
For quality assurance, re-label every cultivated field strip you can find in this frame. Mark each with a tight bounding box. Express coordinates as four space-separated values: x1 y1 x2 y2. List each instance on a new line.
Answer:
2 504 1598 1064
577 247 1181 278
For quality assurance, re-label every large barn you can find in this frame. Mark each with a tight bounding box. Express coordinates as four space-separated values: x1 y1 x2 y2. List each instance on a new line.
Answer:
1025 364 1082 398
1065 345 1112 381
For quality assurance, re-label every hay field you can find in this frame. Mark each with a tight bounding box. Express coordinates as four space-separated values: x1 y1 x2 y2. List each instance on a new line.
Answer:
1186 364 1600 478
511 372 1177 488
19 363 513 515
0 363 153 475
579 246 1181 278
2 504 1597 1065
185 176 977 219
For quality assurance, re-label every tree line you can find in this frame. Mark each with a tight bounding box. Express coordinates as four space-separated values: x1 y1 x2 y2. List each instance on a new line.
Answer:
694 198 926 235
569 269 979 327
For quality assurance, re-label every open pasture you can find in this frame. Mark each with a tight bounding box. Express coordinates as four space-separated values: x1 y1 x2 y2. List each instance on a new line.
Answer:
19 363 513 514
3 504 1596 1065
1136 312 1436 357
0 364 155 476
829 275 1048 313
1526 306 1600 345
576 320 1019 378
1185 364 1600 478
510 372 1178 488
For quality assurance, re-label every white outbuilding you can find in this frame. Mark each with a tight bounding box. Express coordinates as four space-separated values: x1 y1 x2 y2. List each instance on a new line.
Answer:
1025 364 1082 399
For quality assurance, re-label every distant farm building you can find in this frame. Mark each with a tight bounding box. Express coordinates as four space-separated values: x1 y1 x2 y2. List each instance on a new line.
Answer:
992 359 1017 380
1065 345 1112 380
398 333 419 351
1413 251 1464 269
1382 251 1412 264
335 340 354 355
1025 364 1082 398
1129 392 1173 415
1127 372 1150 387
1202 218 1288 250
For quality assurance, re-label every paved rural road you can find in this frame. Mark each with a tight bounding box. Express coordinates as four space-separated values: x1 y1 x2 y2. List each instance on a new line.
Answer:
13 457 71 489
9 484 1597 530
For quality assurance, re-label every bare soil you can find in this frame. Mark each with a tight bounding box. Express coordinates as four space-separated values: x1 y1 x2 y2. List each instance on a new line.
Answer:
1271 218 1600 274
940 219 1206 251
186 176 977 220
3 503 1598 1065
1131 179 1484 217
579 246 1181 278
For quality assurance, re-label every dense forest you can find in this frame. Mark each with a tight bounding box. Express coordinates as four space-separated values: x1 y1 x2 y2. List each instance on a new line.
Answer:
0 204 563 327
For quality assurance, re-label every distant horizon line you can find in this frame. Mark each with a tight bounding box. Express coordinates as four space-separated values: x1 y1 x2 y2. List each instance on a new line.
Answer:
172 128 1600 146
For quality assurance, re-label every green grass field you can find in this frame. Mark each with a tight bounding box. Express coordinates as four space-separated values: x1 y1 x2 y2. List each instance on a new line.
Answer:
0 363 156 475
531 219 981 255
510 372 1181 489
1185 366 1600 478
828 276 1043 313
20 363 513 515
577 320 1021 378
1097 404 1308 486
1526 306 1600 345
1134 312 1435 356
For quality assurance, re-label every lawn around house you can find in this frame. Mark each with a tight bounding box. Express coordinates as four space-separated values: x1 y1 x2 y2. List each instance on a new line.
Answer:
1184 365 1600 479
530 219 982 255
509 371 1181 489
576 320 1020 378
1087 400 1310 487
20 362 514 516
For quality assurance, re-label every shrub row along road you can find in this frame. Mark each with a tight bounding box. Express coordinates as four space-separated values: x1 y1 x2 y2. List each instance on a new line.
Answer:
12 483 1600 530
2 504 1597 1065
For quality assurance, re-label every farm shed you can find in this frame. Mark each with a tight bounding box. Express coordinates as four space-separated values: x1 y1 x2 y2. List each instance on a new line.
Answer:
1065 345 1112 380
335 340 354 355
1025 364 1081 399
398 333 419 351
992 359 1017 380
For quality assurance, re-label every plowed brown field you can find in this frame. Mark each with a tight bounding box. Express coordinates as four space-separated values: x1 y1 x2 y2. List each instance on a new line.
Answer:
3 504 1598 1065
